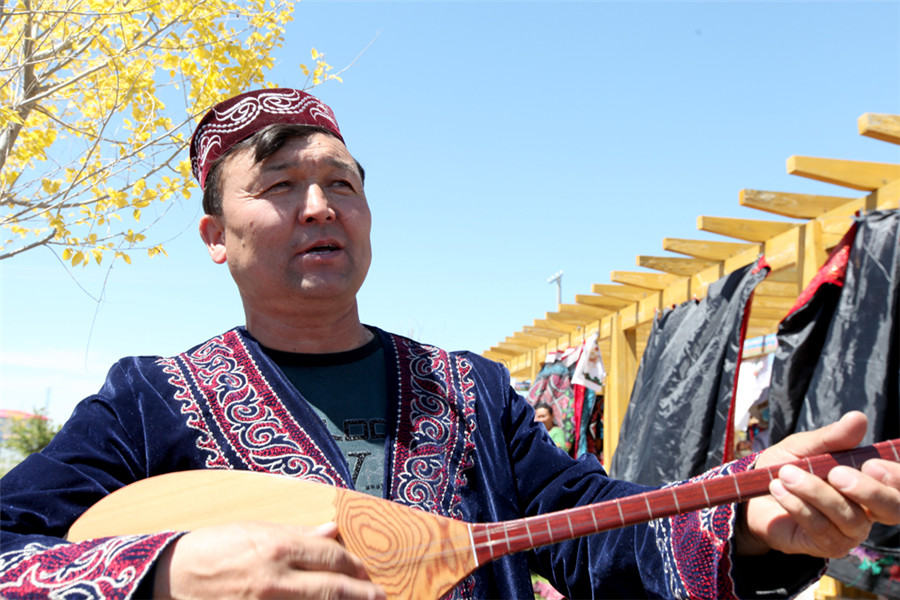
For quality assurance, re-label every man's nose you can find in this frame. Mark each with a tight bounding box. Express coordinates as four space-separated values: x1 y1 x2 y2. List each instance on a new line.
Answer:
300 185 335 223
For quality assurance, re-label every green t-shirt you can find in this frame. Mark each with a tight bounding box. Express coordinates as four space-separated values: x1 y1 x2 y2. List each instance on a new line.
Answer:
262 334 387 497
548 426 567 450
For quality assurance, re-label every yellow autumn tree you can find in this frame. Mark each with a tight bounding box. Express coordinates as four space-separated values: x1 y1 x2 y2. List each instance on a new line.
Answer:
0 0 341 265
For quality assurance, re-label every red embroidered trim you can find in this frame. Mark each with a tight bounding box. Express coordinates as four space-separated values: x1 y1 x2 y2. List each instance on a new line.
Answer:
784 223 857 319
667 455 756 599
162 330 347 485
0 533 177 600
387 335 477 600
160 355 230 469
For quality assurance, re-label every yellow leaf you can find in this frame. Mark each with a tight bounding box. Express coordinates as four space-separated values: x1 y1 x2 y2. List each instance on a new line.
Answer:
0 0 305 262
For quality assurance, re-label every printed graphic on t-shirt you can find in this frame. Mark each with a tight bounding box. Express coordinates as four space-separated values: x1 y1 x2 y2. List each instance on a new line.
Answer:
320 416 386 495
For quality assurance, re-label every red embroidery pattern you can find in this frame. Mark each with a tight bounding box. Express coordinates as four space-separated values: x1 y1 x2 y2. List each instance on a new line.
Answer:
387 335 478 600
161 329 347 486
160 353 230 469
654 454 755 599
0 533 176 600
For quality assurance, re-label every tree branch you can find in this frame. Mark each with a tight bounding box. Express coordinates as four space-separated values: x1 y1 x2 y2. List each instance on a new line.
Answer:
0 229 55 260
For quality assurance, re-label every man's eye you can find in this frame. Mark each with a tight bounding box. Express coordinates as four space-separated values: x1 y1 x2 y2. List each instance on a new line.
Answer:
266 181 291 192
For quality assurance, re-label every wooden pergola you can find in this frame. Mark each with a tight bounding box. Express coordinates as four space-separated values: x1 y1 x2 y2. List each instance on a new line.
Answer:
481 112 900 471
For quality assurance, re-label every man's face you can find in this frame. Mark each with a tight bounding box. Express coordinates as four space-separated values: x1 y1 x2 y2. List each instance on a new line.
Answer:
200 132 372 315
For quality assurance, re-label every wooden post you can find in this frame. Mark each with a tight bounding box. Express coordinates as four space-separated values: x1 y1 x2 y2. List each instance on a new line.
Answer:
603 312 638 470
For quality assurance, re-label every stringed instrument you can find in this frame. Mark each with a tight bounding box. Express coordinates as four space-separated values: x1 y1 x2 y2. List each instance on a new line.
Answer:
68 439 900 600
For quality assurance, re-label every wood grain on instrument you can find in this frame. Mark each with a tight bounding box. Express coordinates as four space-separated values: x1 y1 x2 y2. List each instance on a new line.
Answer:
66 439 900 600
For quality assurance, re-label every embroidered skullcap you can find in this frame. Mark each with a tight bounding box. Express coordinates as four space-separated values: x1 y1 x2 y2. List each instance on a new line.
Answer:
190 88 344 189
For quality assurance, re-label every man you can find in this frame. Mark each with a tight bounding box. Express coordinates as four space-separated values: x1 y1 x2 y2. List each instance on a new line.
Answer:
1 88 898 599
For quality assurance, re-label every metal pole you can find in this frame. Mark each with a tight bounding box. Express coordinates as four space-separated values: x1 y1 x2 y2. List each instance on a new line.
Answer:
547 271 563 305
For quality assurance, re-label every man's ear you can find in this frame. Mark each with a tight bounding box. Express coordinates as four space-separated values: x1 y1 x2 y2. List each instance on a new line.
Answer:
199 214 227 264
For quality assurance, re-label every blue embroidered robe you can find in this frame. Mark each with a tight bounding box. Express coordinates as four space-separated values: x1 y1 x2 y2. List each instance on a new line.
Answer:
0 327 820 599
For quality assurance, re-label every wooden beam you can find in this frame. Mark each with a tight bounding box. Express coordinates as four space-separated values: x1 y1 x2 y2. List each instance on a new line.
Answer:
637 255 716 276
762 226 802 273
698 216 796 243
497 342 537 354
547 311 594 326
506 335 543 348
511 332 553 346
755 280 800 298
748 306 792 321
557 303 611 319
751 295 796 311
801 220 828 289
576 294 631 310
662 238 756 261
787 156 900 192
523 326 569 339
739 189 853 219
488 347 519 357
746 322 781 339
637 293 663 325
871 177 900 211
689 261 726 299
533 318 577 333
589 284 653 301
610 271 681 290
858 113 900 145
766 266 800 284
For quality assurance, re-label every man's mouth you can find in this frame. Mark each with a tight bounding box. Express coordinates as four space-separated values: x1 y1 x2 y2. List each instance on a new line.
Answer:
305 243 340 254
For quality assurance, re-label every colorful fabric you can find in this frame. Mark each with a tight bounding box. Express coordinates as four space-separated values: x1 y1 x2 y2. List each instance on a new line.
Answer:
190 87 344 189
571 332 606 393
1 326 821 599
527 360 576 451
527 335 605 459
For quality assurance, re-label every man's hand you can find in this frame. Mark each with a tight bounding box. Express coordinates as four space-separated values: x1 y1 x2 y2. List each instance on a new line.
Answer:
153 521 386 599
738 411 900 557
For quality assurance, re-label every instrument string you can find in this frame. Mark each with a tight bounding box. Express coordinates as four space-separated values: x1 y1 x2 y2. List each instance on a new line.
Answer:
348 440 900 567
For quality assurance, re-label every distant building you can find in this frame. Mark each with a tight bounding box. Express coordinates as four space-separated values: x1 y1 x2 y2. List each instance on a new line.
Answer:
0 409 46 446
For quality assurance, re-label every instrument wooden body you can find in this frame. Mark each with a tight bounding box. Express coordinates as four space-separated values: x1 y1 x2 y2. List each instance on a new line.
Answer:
67 439 900 600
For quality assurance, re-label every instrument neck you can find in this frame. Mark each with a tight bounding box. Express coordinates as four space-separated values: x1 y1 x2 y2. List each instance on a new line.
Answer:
471 439 900 565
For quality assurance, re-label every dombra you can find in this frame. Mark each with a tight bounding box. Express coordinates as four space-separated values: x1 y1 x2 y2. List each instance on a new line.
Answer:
68 439 900 600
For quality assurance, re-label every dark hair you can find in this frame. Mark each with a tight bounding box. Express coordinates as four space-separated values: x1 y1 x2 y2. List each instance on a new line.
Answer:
534 402 553 413
202 123 366 215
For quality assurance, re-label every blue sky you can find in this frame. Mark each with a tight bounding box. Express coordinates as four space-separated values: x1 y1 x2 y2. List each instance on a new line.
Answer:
2 1 899 425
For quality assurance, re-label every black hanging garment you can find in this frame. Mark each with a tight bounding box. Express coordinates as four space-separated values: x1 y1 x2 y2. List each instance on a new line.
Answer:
767 210 900 598
769 210 899 446
610 258 769 486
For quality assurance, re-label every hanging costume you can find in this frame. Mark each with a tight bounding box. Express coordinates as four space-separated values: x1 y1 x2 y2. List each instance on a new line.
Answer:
611 259 769 487
527 333 605 459
1 327 823 599
768 210 900 597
